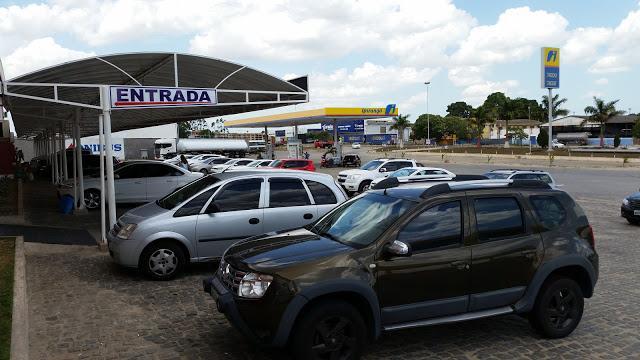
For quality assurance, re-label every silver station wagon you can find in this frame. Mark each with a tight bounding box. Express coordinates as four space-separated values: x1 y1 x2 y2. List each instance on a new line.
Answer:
107 170 347 280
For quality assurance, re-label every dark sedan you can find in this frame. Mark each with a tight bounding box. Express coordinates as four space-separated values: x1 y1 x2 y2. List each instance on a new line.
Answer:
621 190 640 225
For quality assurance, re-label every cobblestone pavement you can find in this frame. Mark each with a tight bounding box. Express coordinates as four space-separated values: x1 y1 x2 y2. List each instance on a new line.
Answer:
26 197 640 359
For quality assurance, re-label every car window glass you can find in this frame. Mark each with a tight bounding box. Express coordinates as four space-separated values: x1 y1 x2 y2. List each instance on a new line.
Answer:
382 162 399 171
474 197 525 241
398 201 463 252
269 178 311 207
305 180 338 205
175 189 216 216
537 174 553 184
530 195 567 230
145 164 181 177
513 173 538 180
236 160 253 166
115 164 144 179
209 179 262 212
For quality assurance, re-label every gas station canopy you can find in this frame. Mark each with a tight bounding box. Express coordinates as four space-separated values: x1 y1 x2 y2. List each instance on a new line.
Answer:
1 52 308 137
224 106 399 128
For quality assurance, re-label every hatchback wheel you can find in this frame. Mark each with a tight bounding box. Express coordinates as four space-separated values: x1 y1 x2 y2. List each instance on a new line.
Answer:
529 276 584 338
200 169 209 175
140 241 185 280
84 189 100 210
291 300 366 360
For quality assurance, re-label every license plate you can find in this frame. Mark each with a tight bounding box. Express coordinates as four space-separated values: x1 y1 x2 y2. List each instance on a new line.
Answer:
634 210 640 216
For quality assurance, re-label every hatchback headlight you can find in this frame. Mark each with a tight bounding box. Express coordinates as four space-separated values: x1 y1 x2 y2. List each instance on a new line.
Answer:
238 272 273 298
116 223 137 239
622 198 629 206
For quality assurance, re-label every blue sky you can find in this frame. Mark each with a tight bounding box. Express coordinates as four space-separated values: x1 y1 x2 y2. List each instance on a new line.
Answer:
1 0 639 126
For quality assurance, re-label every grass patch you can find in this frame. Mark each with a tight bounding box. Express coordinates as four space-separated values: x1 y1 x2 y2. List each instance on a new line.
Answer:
0 237 15 360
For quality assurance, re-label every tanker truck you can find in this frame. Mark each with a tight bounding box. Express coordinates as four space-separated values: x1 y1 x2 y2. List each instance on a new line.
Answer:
154 138 249 159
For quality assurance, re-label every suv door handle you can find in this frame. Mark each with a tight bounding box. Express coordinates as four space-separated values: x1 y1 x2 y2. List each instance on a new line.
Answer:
450 260 469 270
249 218 260 225
303 213 313 220
521 250 537 259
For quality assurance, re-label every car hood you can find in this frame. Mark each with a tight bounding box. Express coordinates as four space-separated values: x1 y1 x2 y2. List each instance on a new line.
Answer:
224 228 352 268
118 201 168 224
627 191 640 200
338 169 370 177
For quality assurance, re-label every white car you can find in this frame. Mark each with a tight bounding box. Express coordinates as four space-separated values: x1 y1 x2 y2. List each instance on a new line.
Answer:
337 158 422 194
230 159 275 171
351 142 361 149
483 169 559 188
189 157 232 174
370 167 455 187
187 153 224 165
552 140 566 149
210 158 256 173
72 160 203 209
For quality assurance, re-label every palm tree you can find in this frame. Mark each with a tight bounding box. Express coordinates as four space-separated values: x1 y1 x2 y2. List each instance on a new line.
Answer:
469 106 494 148
541 94 569 120
584 97 625 147
391 114 411 148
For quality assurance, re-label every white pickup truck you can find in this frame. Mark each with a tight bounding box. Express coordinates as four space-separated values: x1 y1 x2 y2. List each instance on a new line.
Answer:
337 158 422 194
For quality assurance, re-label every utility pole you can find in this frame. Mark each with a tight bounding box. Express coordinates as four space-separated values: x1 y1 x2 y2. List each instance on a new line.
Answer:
424 81 431 145
548 88 553 152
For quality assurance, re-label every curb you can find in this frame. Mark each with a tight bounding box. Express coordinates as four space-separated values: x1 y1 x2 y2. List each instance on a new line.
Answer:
10 236 28 360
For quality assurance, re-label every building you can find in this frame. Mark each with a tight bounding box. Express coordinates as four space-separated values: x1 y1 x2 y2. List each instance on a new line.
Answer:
484 119 541 144
543 115 638 146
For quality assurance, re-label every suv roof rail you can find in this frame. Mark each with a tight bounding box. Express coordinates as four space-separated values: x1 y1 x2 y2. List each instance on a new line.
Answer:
371 177 399 190
490 168 547 173
420 183 451 198
508 179 551 189
452 174 489 181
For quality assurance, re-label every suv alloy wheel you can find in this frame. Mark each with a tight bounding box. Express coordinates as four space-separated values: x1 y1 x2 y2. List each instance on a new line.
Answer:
529 276 584 338
358 180 372 193
291 300 367 360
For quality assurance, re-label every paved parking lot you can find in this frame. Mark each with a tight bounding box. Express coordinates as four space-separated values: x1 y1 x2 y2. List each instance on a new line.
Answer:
24 163 640 359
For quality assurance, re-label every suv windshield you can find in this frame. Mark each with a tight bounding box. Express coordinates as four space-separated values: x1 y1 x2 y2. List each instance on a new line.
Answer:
310 193 415 248
361 160 384 170
484 172 511 179
156 176 220 209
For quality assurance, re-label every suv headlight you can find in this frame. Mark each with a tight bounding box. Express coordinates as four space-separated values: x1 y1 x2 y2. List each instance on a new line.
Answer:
238 272 273 298
116 224 137 239
346 175 356 181
622 198 629 206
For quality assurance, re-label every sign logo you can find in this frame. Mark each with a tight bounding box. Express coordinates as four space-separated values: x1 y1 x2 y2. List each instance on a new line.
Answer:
385 104 397 115
541 47 560 89
110 86 217 109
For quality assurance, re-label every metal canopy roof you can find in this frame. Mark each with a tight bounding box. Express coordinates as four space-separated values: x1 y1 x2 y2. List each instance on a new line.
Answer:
225 106 399 128
0 52 308 138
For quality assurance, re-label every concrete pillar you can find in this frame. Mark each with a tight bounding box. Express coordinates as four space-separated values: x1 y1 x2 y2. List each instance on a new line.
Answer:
333 119 342 165
264 126 273 160
74 110 86 210
101 86 117 229
60 122 68 180
98 115 106 245
52 128 59 184
293 125 300 159
72 124 78 209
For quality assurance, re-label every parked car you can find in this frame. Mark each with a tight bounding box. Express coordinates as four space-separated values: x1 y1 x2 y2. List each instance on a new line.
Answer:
108 170 348 280
314 140 334 149
188 153 224 165
189 157 232 174
337 158 422 194
351 142 361 149
269 159 315 171
164 154 196 165
204 179 598 359
370 167 455 187
342 154 361 167
621 189 640 225
74 160 202 209
210 158 255 173
552 139 566 149
484 169 558 188
232 159 275 170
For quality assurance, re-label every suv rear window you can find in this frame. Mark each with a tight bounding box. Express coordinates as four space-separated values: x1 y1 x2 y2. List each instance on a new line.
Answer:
474 197 525 241
530 195 567 230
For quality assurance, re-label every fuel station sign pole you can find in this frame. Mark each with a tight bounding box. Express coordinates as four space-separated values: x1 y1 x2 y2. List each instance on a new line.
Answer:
541 47 560 151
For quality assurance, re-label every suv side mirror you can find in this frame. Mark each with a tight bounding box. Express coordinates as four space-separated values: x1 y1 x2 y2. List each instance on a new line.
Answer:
384 240 411 257
379 167 387 173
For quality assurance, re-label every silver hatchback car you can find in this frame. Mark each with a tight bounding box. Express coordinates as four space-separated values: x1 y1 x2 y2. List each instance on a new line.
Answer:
107 170 347 279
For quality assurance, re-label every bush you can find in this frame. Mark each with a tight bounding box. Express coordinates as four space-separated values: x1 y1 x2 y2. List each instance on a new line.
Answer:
614 133 621 148
537 128 549 148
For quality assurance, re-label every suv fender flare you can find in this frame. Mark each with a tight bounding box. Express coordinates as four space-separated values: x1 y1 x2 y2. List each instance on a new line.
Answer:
271 280 381 347
514 255 597 313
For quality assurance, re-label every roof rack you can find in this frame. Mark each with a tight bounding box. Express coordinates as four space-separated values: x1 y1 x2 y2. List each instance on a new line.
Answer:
490 169 547 173
372 174 488 190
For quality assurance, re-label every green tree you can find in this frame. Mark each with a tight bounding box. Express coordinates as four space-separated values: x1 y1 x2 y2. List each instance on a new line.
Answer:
541 94 569 120
584 97 625 147
446 101 473 118
469 105 495 147
509 128 528 145
178 122 190 138
614 133 621 148
391 113 411 148
413 114 443 140
537 128 549 148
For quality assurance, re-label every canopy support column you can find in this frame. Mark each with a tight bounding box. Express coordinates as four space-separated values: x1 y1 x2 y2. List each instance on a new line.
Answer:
52 128 59 184
333 119 342 165
72 125 78 210
48 130 54 183
60 122 68 180
101 86 117 229
98 115 107 245
74 109 86 210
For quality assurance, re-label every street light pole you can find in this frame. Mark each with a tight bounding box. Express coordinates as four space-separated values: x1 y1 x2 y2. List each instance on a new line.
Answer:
424 81 431 145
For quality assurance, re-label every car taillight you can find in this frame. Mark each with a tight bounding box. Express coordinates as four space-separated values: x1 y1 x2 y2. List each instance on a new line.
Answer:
586 225 595 249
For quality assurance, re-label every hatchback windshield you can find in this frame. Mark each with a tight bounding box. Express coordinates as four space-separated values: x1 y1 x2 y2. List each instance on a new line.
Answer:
270 160 283 167
484 172 511 179
156 176 220 209
361 160 384 171
310 193 415 248
389 168 416 178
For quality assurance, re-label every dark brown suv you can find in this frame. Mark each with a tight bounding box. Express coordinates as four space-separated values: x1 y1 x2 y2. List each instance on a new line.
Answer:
204 179 598 359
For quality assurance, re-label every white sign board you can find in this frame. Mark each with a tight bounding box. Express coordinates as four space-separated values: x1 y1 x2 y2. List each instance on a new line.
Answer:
110 86 217 109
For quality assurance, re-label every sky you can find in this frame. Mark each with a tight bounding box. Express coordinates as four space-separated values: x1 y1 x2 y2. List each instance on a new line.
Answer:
1 0 639 129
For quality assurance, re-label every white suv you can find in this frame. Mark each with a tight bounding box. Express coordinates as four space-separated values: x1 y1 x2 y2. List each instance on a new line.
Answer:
483 169 558 188
337 158 421 194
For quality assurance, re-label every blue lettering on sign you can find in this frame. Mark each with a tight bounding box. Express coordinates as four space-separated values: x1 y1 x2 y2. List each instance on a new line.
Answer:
131 88 144 102
546 50 557 63
186 91 198 101
544 67 560 88
159 90 171 102
116 88 128 101
113 144 122 151
144 89 158 101
173 91 185 102
200 92 212 102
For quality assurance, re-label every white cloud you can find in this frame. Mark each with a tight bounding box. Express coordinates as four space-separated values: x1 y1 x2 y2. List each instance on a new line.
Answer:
595 77 609 85
589 6 640 73
563 27 612 63
3 37 94 79
398 92 428 117
461 80 519 105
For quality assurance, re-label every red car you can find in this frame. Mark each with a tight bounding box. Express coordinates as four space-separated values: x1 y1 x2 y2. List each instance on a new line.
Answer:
270 159 316 171
313 140 334 149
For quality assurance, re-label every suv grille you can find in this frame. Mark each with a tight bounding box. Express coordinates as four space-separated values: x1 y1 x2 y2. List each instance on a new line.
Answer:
217 259 246 294
629 199 640 209
337 174 347 183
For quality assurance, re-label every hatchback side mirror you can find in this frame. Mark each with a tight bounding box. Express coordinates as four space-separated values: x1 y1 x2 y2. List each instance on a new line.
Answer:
384 240 411 257
205 202 220 214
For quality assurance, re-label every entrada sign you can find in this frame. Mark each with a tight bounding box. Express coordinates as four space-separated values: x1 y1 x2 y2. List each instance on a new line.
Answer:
110 86 217 109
